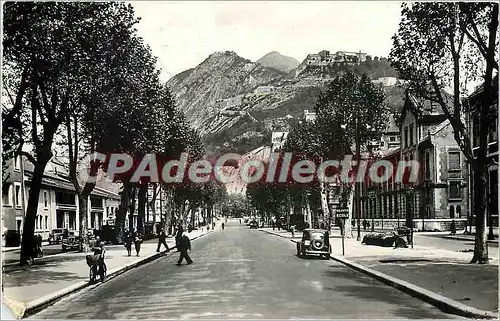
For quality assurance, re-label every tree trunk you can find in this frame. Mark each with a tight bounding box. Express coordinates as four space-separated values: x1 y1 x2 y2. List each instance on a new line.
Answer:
78 195 89 252
471 160 489 263
137 185 147 235
116 183 132 241
129 186 137 231
20 158 49 264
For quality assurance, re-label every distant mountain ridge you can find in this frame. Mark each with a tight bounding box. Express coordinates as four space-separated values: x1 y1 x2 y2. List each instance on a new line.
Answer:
167 50 403 155
256 51 300 73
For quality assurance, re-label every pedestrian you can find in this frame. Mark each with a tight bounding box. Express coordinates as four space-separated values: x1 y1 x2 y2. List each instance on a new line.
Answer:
239 219 241 224
175 223 184 252
272 220 275 230
123 230 133 256
363 219 367 231
221 222 225 230
134 230 143 256
176 231 193 266
450 220 456 235
156 228 170 253
212 221 215 229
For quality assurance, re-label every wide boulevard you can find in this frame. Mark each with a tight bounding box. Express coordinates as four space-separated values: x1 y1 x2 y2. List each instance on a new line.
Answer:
33 220 459 319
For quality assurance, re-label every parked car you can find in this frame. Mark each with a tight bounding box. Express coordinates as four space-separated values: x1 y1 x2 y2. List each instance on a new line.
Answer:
62 231 80 251
249 220 259 229
48 228 67 245
296 229 331 259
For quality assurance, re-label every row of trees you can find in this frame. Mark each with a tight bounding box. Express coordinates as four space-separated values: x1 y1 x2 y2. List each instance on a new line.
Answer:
2 2 226 264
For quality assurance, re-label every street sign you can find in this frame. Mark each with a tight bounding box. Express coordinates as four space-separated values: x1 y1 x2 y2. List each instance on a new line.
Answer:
336 208 349 218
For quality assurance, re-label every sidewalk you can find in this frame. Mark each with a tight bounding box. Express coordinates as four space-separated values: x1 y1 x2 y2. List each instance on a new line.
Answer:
2 228 211 318
2 242 49 253
260 227 499 318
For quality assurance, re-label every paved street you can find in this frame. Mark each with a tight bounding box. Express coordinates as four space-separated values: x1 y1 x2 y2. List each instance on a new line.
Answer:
33 220 460 319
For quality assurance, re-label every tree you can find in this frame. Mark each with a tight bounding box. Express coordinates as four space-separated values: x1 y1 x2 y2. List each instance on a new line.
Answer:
390 2 498 263
3 2 142 263
314 70 388 239
62 3 141 251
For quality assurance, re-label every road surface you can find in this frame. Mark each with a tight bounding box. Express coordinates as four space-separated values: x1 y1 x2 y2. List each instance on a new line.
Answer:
33 220 461 319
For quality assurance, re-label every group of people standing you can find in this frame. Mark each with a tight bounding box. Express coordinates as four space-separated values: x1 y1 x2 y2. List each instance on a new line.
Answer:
123 229 143 257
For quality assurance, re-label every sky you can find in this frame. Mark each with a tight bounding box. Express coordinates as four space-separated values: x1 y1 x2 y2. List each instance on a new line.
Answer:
130 1 403 82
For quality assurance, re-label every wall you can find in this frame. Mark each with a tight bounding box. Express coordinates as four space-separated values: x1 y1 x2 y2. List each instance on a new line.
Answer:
361 218 467 231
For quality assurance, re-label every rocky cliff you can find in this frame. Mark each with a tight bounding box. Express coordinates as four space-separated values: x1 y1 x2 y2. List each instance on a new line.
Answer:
167 51 403 155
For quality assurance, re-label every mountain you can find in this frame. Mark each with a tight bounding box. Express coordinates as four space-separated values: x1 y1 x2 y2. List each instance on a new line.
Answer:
167 51 284 130
256 51 300 73
167 51 403 156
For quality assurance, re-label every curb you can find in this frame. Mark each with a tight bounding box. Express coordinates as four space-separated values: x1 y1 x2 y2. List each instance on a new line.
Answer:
2 247 21 253
329 255 498 319
19 231 211 319
258 229 296 239
261 228 498 319
442 235 499 244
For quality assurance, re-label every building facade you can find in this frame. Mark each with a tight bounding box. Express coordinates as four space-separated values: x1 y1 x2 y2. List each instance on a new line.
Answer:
2 156 120 245
358 91 468 231
464 79 498 234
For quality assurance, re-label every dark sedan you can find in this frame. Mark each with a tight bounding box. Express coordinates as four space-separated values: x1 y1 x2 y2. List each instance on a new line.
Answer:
296 229 331 259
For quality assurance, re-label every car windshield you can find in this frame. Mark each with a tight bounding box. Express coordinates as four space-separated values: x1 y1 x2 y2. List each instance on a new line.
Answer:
53 229 63 233
310 232 325 239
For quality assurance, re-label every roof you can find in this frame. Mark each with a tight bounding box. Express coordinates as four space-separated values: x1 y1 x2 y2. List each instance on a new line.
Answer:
385 114 399 133
15 156 121 199
463 76 498 110
400 90 452 126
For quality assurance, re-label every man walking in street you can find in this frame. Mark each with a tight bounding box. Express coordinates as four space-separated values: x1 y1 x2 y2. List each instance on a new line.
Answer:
157 228 170 253
176 232 193 266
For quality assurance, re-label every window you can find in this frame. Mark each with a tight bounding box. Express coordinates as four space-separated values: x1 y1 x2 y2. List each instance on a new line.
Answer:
14 156 21 171
456 205 461 218
404 127 408 148
409 123 414 145
35 215 39 230
44 192 48 208
15 185 21 208
389 136 396 142
450 205 455 218
425 150 431 180
448 151 461 171
56 192 76 205
472 115 480 148
3 184 12 206
45 216 48 230
489 117 498 143
449 181 462 199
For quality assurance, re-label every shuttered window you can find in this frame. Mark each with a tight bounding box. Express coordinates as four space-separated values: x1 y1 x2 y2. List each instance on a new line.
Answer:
448 151 460 171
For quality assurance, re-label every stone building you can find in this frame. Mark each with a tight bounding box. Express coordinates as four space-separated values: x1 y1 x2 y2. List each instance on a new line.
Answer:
2 155 120 245
358 91 468 231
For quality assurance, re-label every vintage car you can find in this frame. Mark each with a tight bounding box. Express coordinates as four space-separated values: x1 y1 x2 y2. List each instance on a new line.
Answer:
48 228 67 245
62 231 80 251
296 229 331 259
249 220 259 229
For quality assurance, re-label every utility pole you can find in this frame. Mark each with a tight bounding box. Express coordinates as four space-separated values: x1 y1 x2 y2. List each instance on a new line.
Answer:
355 115 361 241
